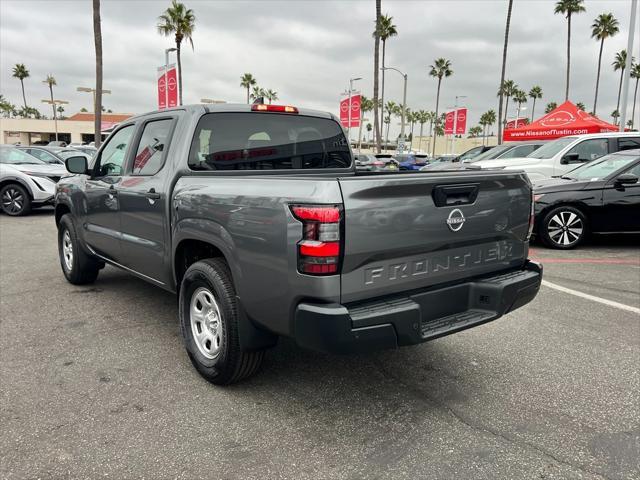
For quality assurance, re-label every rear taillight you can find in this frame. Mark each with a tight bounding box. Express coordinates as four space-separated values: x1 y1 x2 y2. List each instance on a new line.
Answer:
527 189 535 240
251 104 299 114
290 205 342 275
371 161 385 166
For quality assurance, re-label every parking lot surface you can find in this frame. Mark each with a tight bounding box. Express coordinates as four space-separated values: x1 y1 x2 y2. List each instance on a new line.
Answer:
1 210 639 480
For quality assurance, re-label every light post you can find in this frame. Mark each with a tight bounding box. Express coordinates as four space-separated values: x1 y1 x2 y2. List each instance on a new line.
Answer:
77 86 111 113
382 67 407 152
41 99 68 142
164 48 177 109
450 95 467 155
346 77 362 143
619 0 637 130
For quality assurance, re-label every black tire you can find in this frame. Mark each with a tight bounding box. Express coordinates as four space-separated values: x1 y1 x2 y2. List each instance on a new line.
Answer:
0 183 31 216
539 205 588 249
179 258 264 385
58 214 101 284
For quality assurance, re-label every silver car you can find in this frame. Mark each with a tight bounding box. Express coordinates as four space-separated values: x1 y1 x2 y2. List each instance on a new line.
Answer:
0 145 68 216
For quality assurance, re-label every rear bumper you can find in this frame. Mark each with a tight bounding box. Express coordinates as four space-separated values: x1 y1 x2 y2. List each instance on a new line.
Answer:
294 261 542 354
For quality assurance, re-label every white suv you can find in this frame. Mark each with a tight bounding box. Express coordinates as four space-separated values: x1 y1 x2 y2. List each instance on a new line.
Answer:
0 145 67 216
473 132 640 180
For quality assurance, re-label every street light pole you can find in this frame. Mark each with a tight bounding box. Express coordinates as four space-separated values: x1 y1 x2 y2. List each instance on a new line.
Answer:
382 67 408 152
165 48 177 109
41 99 69 142
619 0 637 131
347 77 362 143
451 95 466 156
77 87 111 113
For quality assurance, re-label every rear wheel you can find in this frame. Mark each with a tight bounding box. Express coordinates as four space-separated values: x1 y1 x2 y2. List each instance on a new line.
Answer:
0 184 31 216
540 206 587 249
179 258 264 385
58 214 101 284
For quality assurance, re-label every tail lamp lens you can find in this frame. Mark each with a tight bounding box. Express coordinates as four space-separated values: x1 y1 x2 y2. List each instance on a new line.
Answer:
290 205 342 275
527 190 535 240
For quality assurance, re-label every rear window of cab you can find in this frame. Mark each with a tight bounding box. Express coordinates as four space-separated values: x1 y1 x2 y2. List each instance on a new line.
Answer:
188 112 352 171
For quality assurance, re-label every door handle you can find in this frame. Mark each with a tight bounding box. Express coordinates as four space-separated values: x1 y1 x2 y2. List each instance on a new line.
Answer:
145 188 161 200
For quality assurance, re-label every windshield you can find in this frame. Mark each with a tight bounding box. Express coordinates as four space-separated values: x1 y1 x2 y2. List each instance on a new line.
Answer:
0 147 46 165
189 113 351 170
564 153 639 180
468 145 512 162
527 136 577 159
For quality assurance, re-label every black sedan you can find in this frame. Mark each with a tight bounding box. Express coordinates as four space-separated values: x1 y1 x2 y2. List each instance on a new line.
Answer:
533 149 640 249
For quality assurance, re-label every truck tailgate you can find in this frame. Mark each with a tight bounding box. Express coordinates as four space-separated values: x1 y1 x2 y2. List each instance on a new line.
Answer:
338 171 531 304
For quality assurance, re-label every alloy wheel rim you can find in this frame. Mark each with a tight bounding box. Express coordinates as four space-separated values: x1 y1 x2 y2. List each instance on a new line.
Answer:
2 188 24 214
62 230 73 271
548 211 583 246
190 287 224 360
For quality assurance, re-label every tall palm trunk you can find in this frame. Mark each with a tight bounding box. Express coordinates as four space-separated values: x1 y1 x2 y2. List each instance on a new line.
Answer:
176 36 183 106
593 38 604 114
565 13 571 101
246 87 250 104
504 95 510 126
615 68 624 123
632 76 639 129
497 0 513 145
373 0 381 153
432 78 442 157
419 122 424 152
380 40 386 150
531 99 537 121
93 0 103 148
20 80 27 109
357 111 364 152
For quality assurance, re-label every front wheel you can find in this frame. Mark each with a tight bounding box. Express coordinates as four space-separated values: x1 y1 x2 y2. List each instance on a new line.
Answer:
0 183 31 216
179 258 264 385
540 206 587 249
58 214 101 284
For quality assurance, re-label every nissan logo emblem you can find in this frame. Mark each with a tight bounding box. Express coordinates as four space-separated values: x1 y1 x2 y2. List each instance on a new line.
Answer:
446 208 465 232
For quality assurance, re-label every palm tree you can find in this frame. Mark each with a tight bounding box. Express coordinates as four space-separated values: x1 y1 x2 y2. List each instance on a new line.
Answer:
92 0 104 145
429 58 453 156
591 13 619 114
240 73 257 104
497 0 514 145
384 101 397 149
250 86 266 102
366 123 372 142
469 126 483 138
157 0 196 106
376 13 397 142
479 112 489 145
576 102 586 111
513 89 527 119
266 89 278 104
498 80 517 125
12 64 30 109
613 50 634 124
528 86 543 121
611 109 620 123
416 110 428 152
545 102 558 114
630 62 640 129
373 0 382 153
44 74 57 121
555 0 586 101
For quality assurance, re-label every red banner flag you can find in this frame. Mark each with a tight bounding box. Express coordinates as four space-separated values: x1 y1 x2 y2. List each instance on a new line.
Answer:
166 64 178 108
444 108 467 134
339 94 361 128
157 67 167 110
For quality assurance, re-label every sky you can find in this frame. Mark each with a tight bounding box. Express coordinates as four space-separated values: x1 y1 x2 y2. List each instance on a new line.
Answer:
0 0 638 138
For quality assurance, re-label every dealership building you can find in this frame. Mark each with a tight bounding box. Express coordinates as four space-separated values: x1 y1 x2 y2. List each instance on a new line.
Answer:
0 112 132 145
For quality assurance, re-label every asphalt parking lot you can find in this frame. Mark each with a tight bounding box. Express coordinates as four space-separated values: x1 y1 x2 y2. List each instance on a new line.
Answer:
1 209 639 480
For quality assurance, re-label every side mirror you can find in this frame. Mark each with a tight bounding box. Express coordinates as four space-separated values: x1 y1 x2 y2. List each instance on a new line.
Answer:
561 152 580 164
615 173 639 185
65 156 88 175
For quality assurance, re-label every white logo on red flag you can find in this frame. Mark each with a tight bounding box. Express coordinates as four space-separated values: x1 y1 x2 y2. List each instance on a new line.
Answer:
339 94 361 128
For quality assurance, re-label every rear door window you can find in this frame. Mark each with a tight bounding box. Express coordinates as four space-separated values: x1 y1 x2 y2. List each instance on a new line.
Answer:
131 118 174 175
617 137 640 152
188 113 351 171
500 144 537 158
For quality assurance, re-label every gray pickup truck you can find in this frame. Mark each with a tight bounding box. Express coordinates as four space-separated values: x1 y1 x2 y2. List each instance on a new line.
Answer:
55 104 542 385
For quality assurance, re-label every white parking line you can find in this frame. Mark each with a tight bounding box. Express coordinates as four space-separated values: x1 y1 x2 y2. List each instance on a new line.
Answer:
542 280 640 315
